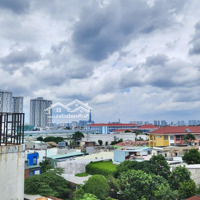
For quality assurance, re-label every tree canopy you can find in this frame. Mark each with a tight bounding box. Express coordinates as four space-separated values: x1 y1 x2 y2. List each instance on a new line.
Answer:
24 171 71 198
178 180 197 199
169 166 191 190
43 136 64 143
72 131 85 141
39 159 52 173
183 148 200 164
183 133 196 144
150 154 171 179
98 140 103 145
83 175 109 199
119 170 176 200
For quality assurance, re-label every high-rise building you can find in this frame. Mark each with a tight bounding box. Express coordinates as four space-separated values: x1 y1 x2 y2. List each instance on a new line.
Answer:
0 90 12 112
161 120 168 126
12 96 23 113
30 97 52 128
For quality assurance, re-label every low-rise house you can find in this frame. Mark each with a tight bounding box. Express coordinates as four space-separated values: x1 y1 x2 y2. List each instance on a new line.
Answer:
25 141 48 150
25 152 40 178
80 141 96 147
113 147 152 163
46 152 84 167
149 126 200 147
152 146 198 162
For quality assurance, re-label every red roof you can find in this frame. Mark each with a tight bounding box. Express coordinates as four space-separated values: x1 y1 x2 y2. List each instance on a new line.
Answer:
138 124 159 129
186 195 200 200
150 126 200 135
89 123 138 127
115 141 149 146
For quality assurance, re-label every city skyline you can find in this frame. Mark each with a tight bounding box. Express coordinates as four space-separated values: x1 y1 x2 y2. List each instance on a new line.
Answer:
0 1 200 123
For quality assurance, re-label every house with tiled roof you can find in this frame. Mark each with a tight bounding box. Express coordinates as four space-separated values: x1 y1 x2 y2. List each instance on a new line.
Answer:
186 195 200 200
149 126 200 147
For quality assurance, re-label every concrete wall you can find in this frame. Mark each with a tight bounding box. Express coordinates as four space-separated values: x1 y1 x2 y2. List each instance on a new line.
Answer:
83 133 136 145
186 165 200 186
0 145 25 200
57 159 91 174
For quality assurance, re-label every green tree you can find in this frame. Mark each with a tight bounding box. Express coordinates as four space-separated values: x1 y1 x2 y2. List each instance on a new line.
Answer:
116 160 155 177
134 130 142 136
183 133 196 145
169 166 191 190
43 136 64 143
150 154 171 179
183 148 200 164
107 176 120 199
83 175 109 199
98 140 103 145
24 171 71 198
153 183 178 200
72 131 85 142
39 159 52 173
119 169 171 200
80 193 100 200
37 136 43 141
178 180 197 199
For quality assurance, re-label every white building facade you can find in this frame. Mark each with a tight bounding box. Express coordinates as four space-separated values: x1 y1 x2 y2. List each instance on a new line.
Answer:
0 90 12 112
30 97 52 128
12 96 23 113
0 145 25 200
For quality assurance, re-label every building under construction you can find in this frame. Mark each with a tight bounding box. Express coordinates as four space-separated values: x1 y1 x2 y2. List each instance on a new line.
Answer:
0 112 24 146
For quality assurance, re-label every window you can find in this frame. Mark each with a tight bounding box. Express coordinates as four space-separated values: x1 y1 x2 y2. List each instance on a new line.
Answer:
176 136 181 141
198 135 200 140
33 157 37 165
156 136 162 138
170 135 174 140
164 136 168 140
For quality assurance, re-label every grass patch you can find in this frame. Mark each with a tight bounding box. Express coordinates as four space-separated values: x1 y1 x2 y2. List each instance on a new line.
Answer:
86 161 117 176
75 172 89 177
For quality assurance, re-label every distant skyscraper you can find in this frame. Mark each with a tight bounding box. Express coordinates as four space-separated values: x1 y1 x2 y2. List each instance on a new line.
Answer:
189 120 197 126
0 90 12 112
12 96 23 113
161 120 168 126
30 97 52 128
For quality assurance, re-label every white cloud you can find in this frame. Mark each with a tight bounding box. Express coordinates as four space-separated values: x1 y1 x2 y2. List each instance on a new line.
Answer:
0 0 200 123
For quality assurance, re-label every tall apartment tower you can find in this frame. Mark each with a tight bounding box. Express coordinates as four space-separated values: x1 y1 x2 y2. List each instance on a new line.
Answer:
30 97 52 128
0 90 12 112
12 96 23 113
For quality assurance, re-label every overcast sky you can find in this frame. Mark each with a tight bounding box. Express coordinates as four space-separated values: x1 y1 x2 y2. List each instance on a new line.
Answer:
0 0 200 123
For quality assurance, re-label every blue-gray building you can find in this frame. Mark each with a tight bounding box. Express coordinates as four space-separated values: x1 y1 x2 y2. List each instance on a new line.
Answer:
113 147 152 163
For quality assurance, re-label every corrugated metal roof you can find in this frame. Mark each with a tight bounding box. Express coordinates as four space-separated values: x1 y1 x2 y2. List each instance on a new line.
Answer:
47 152 84 160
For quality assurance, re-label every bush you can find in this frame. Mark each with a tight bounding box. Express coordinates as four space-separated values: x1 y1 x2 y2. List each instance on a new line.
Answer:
75 172 89 177
86 161 117 177
24 171 71 198
83 175 109 199
178 180 197 199
183 148 200 164
119 170 175 200
116 160 155 177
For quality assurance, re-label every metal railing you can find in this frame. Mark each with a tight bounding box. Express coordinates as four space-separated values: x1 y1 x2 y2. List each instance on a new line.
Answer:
0 112 24 146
